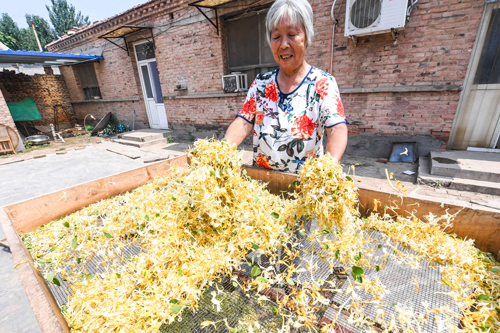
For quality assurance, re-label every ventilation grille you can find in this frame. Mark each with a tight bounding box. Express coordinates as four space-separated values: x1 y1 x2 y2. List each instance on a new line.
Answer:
350 0 382 29
345 0 409 37
222 73 248 93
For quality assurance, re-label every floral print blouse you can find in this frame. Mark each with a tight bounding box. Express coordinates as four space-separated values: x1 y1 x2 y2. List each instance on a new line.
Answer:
237 66 347 174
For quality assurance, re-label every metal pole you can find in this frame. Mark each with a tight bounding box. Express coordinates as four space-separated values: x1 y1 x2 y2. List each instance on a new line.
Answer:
31 20 43 52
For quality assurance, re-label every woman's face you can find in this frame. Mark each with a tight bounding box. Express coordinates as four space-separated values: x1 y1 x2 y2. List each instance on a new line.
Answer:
270 18 307 75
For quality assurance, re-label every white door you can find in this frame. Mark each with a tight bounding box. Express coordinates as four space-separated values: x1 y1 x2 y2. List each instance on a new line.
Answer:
134 41 168 129
449 3 500 149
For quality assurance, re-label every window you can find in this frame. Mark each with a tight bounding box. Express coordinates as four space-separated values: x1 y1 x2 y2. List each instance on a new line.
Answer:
75 63 102 100
474 8 500 84
225 9 277 84
135 41 155 61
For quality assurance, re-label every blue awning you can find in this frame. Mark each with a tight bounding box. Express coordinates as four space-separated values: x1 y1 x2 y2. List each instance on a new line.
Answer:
0 50 104 66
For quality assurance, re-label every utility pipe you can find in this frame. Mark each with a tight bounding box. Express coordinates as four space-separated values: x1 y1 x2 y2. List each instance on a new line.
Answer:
30 20 43 52
330 0 339 74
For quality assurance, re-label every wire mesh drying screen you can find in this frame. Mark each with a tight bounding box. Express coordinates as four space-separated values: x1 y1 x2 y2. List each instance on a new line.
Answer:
39 217 463 333
21 140 500 332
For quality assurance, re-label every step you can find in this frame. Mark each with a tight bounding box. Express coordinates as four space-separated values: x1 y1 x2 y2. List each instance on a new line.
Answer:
430 151 500 182
113 138 167 148
419 157 500 196
117 129 171 143
418 157 453 187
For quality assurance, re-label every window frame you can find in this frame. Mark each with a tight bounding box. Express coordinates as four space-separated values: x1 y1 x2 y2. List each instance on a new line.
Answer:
224 8 277 74
75 62 102 100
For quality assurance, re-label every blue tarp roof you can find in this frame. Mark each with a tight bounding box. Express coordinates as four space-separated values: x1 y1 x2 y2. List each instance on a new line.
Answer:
0 50 104 66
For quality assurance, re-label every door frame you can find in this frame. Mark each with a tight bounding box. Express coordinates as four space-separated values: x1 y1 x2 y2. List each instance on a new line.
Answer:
449 2 500 149
133 40 168 129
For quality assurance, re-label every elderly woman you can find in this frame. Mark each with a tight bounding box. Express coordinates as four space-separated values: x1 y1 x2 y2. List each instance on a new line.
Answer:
224 0 348 174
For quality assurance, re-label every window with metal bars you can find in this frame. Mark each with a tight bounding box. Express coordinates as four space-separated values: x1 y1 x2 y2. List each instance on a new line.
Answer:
75 62 102 100
225 9 277 84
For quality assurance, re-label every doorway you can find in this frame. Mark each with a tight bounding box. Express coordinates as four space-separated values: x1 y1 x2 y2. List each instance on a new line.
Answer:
134 41 168 129
449 2 500 149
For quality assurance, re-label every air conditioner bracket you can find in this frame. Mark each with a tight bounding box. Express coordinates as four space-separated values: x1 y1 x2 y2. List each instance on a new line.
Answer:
391 28 399 44
351 35 358 47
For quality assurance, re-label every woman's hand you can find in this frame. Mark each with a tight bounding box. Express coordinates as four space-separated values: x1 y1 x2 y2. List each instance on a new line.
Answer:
325 123 348 161
224 117 254 146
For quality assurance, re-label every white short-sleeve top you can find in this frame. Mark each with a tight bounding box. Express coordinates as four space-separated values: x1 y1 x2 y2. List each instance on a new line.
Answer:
237 66 348 174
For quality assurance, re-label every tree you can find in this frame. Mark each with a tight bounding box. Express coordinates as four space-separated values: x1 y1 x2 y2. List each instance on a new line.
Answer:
0 31 17 50
0 13 21 49
25 14 57 50
46 0 90 38
0 13 56 51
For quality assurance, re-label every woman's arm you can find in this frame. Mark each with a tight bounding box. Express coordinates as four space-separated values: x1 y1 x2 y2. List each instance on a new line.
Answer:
325 123 348 161
224 117 254 146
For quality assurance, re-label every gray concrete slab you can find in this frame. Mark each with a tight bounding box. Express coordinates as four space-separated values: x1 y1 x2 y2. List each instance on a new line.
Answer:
430 151 500 182
0 146 146 207
340 155 418 183
117 129 171 142
419 156 500 196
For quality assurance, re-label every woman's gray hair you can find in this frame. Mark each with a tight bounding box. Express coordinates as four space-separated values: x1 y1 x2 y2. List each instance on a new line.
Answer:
266 0 314 47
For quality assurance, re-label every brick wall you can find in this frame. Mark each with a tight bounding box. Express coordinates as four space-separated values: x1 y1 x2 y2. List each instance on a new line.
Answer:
0 70 76 127
72 100 149 130
46 0 486 152
59 66 85 101
0 88 16 131
306 0 484 150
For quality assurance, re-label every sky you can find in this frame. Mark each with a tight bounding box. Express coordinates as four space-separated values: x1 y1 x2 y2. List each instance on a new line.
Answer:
2 0 149 29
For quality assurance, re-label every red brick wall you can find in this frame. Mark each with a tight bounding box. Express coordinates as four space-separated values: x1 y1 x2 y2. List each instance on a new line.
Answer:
165 95 243 127
46 0 485 150
307 0 484 149
0 70 76 127
72 100 149 130
0 88 16 131
59 66 85 101
94 48 142 99
342 91 459 141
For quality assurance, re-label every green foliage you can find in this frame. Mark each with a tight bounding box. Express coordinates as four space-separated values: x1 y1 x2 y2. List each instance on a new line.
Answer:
0 31 17 49
24 14 57 50
250 265 261 277
46 0 90 38
0 13 56 51
0 14 21 49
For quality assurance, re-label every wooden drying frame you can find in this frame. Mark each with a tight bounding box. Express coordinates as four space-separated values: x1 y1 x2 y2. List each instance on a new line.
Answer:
1 155 499 332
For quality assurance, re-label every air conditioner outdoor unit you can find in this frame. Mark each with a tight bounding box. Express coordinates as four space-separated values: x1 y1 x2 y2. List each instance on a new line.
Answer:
345 0 409 37
222 73 248 93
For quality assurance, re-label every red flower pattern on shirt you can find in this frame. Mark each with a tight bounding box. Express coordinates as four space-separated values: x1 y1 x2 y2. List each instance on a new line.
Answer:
256 153 271 169
255 111 265 125
240 98 257 121
265 82 279 102
291 115 316 139
336 98 345 118
236 68 347 173
305 149 317 158
316 78 329 100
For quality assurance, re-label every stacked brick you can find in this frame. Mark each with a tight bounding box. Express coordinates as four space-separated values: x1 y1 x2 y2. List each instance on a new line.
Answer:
0 70 76 127
46 0 485 151
0 89 16 131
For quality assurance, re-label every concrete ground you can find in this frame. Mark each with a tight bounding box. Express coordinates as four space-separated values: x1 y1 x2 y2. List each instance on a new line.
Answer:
0 135 499 332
